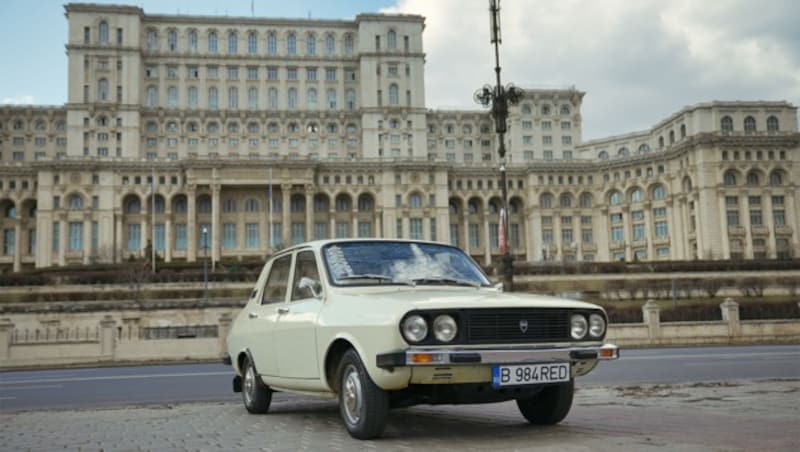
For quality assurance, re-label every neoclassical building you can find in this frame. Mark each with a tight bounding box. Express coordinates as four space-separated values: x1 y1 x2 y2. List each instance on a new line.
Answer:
0 3 798 272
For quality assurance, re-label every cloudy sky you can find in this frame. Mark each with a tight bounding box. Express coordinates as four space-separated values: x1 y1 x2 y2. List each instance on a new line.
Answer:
1 0 798 139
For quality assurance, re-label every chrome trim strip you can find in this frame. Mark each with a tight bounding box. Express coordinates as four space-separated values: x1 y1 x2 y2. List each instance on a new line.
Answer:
404 343 618 366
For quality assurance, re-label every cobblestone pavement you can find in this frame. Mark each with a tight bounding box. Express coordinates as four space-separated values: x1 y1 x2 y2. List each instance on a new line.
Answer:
2 379 798 451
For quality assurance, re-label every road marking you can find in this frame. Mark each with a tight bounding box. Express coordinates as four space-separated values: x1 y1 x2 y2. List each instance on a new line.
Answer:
0 371 231 386
0 384 63 391
620 351 800 361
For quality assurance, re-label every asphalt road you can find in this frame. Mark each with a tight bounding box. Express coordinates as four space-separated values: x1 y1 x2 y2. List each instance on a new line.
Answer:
1 344 798 413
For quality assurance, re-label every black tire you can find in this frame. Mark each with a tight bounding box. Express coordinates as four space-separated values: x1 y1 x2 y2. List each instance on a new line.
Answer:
336 348 389 439
241 357 272 414
516 379 574 425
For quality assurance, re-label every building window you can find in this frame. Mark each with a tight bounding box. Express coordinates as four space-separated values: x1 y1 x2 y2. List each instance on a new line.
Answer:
188 30 198 52
287 32 296 55
208 31 218 53
468 224 480 248
247 32 257 54
227 31 238 54
611 226 624 242
306 34 316 55
389 84 399 105
744 116 756 132
127 224 141 251
721 116 733 132
167 30 177 51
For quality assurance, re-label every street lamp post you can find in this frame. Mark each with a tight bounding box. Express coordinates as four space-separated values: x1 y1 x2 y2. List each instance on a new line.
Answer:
202 226 209 302
474 0 523 291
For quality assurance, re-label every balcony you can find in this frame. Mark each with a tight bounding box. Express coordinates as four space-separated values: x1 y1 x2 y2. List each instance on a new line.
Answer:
727 225 746 236
776 226 794 235
751 225 769 236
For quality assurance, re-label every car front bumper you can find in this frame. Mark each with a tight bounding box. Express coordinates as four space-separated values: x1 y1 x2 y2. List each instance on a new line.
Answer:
376 343 619 369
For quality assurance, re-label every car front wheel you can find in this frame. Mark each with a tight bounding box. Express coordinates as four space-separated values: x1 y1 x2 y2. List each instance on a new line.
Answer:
242 357 272 414
337 348 389 439
516 379 574 425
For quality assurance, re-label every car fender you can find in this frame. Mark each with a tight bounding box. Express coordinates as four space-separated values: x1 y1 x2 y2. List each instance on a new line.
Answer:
323 330 412 391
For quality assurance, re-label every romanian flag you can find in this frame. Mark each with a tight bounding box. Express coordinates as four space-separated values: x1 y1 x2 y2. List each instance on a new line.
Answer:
499 207 507 254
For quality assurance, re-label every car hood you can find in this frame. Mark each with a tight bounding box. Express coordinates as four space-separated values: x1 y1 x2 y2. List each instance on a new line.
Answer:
327 286 603 313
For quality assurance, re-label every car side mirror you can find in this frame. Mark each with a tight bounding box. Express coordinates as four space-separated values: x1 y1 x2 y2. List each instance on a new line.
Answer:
299 277 322 299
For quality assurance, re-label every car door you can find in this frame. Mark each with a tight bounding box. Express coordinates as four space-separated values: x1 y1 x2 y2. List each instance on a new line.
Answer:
244 254 292 377
273 249 324 380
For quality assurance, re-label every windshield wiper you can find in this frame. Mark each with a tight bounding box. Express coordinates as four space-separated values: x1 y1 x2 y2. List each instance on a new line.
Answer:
409 277 482 288
338 274 414 285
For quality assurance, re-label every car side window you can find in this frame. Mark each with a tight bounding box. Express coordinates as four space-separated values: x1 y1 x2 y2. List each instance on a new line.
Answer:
291 250 321 301
261 255 292 304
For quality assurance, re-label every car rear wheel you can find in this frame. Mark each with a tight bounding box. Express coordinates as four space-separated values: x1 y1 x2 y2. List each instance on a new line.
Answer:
242 357 272 414
516 379 574 425
337 348 389 439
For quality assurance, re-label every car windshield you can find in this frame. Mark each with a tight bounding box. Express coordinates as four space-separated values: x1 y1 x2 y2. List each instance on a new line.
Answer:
322 241 491 287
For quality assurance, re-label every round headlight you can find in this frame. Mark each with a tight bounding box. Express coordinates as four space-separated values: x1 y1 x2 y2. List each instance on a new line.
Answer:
570 314 588 340
589 313 606 338
402 315 428 343
433 315 458 342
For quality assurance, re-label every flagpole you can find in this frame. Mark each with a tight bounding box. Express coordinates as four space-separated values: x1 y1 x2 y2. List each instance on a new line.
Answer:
268 167 273 252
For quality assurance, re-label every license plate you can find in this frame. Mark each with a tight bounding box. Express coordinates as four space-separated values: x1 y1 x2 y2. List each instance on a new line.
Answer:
491 362 570 387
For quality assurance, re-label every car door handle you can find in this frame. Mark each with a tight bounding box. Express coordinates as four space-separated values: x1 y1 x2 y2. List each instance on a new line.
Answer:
276 306 290 314
248 312 258 319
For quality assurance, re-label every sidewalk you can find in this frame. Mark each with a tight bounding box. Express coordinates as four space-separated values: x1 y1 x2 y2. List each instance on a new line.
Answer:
2 379 798 451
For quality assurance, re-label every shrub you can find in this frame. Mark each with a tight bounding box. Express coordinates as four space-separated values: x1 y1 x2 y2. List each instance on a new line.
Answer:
740 301 800 320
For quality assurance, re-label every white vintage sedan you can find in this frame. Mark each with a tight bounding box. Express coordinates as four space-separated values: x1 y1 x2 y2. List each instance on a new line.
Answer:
225 239 618 439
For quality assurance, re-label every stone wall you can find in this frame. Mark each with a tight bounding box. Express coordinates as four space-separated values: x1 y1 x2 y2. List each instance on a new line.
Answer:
0 298 798 368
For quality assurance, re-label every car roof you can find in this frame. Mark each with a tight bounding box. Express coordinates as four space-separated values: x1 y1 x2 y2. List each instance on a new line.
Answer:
277 238 451 255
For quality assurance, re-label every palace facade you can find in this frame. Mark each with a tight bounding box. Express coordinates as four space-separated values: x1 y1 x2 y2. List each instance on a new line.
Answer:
0 3 798 272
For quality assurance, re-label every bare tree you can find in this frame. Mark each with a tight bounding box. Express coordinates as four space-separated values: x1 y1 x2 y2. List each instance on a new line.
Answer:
125 257 151 302
738 278 766 298
700 278 726 299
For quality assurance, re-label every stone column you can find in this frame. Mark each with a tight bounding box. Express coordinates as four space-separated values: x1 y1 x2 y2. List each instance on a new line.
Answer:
211 186 220 267
462 216 470 254
82 218 92 265
305 189 314 242
525 211 535 261
423 217 431 241
483 216 491 265
165 218 172 263
281 185 291 246
621 206 631 261
717 194 730 259
351 211 358 238
744 193 754 259
140 218 147 257
187 188 197 262
643 202 654 259
13 220 21 272
375 210 383 239
720 297 740 338
58 218 67 266
329 214 335 240
0 318 13 361
553 212 562 261
115 213 123 263
666 198 682 259
99 315 117 359
218 312 233 356
764 193 777 259
642 299 660 341
595 208 609 261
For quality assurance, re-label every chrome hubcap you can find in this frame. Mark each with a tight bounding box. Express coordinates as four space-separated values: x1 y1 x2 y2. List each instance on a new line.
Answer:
244 365 255 405
342 365 362 425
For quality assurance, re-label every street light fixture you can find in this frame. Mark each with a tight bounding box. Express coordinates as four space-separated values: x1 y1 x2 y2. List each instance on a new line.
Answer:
474 0 523 291
202 226 209 302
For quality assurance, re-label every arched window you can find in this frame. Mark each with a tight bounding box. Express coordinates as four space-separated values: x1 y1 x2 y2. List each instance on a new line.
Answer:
69 194 84 210
559 193 573 208
560 105 570 115
579 193 592 208
609 191 622 206
358 194 374 212
167 30 177 51
267 122 279 134
652 185 666 200
99 21 109 44
387 30 397 49
154 197 165 213
327 89 337 110
146 86 158 107
188 86 198 108
146 121 158 133
247 31 257 54
268 88 278 109
227 31 238 54
767 116 779 132
228 87 238 109
598 150 608 160
208 31 218 53
488 200 500 214
98 78 109 101
34 119 46 130
146 28 157 51
344 34 354 55
207 122 219 134
287 88 297 109
540 193 553 209
721 116 733 132
314 195 329 213
669 130 675 144
409 193 422 209
389 84 399 105
306 33 316 55
541 105 551 115
267 32 277 55
746 172 760 186
247 122 259 134
521 104 532 114
197 197 212 213
680 124 686 138
325 34 335 55
449 199 460 214
307 88 318 109
618 147 629 157
769 171 783 186
188 29 198 52
638 143 650 154
723 171 737 186
244 198 260 212
247 87 258 110
744 116 756 132
287 122 299 134
290 195 305 213
630 188 643 203
468 199 480 214
167 86 178 108
208 87 218 109
345 89 356 111
166 121 178 133
335 195 351 212
126 198 141 214
173 197 187 213
287 32 296 55
227 122 239 134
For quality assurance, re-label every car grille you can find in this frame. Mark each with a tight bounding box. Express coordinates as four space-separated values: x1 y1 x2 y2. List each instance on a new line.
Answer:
464 308 571 344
